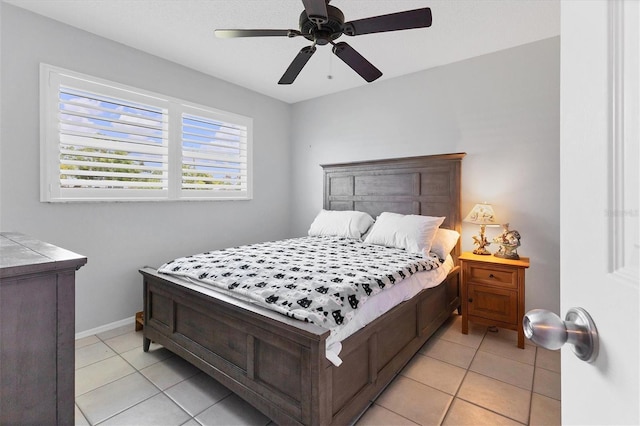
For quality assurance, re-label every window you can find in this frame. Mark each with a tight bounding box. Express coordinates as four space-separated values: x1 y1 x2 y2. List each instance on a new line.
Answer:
40 64 252 201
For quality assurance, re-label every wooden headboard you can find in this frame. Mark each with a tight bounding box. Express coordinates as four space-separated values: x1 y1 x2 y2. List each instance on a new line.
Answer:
321 153 465 259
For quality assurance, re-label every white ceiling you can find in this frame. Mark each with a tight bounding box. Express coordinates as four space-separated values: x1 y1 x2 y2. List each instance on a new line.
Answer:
5 0 560 104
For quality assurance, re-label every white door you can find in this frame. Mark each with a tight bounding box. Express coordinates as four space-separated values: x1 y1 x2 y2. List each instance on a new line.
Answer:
560 1 639 424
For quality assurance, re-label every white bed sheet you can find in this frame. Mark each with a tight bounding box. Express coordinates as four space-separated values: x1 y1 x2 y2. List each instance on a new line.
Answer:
174 254 454 366
325 254 454 364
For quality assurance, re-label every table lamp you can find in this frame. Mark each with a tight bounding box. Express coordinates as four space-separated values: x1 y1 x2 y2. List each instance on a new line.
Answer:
464 203 499 255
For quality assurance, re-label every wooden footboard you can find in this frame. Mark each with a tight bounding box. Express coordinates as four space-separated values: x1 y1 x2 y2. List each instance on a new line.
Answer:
140 266 460 425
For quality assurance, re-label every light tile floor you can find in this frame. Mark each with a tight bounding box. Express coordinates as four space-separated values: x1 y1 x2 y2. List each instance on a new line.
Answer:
75 314 560 425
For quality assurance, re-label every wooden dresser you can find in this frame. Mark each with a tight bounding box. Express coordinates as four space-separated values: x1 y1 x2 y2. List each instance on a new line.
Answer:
459 251 530 348
0 232 86 425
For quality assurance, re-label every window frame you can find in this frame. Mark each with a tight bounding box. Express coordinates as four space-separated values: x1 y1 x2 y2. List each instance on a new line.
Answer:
40 64 253 202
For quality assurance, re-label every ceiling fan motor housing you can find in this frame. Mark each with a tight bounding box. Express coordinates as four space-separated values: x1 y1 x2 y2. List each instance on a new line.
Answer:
299 5 344 45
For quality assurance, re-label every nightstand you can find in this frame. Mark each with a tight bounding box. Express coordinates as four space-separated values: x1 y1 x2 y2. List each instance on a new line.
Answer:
459 252 530 348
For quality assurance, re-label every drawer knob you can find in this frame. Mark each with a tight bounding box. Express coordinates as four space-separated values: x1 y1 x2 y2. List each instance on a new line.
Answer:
468 298 473 303
488 273 495 278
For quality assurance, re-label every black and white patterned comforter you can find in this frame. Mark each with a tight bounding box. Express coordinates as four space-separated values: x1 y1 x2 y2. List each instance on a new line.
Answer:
158 236 442 330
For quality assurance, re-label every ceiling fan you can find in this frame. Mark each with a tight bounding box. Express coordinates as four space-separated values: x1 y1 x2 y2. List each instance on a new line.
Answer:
215 0 432 85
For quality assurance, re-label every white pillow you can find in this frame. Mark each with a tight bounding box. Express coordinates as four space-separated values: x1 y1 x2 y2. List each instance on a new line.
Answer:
430 228 460 260
364 212 445 256
308 209 375 239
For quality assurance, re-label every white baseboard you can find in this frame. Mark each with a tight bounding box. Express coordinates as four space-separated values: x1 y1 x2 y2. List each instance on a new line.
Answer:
75 316 135 340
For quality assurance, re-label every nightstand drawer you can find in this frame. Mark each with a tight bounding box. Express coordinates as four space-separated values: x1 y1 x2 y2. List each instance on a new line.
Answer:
467 284 517 324
467 265 517 289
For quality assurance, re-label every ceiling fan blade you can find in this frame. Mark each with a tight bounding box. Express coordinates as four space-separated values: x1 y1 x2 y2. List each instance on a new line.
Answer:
332 42 382 83
278 46 317 85
343 7 432 36
302 0 329 25
215 29 300 38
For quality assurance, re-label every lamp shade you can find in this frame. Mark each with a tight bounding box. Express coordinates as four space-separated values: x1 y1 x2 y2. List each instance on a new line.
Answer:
464 203 498 225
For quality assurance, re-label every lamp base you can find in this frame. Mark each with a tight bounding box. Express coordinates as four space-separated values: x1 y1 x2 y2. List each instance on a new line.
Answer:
472 247 492 255
471 225 492 255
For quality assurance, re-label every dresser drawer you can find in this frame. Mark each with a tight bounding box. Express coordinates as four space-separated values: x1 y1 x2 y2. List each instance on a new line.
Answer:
467 264 517 289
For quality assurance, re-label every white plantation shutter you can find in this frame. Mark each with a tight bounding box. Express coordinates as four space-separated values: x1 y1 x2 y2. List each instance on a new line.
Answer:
41 64 252 202
181 111 248 196
58 87 169 193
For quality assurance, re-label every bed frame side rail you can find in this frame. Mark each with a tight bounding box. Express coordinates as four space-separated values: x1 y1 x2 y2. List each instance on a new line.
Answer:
328 265 460 425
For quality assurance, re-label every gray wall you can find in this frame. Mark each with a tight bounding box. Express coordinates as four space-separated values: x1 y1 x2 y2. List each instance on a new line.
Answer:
0 4 293 333
1 2 561 332
290 38 560 314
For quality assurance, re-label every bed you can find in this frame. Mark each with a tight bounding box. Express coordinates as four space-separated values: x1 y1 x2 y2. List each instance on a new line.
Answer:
139 152 465 425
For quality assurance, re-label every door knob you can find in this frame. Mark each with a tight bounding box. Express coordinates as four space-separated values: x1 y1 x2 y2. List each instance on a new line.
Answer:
523 307 599 363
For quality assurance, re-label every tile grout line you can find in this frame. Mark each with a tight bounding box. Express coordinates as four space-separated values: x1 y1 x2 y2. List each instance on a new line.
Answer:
527 345 538 426
439 322 487 425
365 376 425 426
422 315 469 425
98 349 197 426
74 335 150 399
458 328 540 389
75 353 120 376
77 319 558 426
86 371 160 426
380 315 492 425
445 323 533 425
178 390 235 423
75 368 135 400
75 402 91 426
363 315 462 426
84 329 235 425
76 329 189 425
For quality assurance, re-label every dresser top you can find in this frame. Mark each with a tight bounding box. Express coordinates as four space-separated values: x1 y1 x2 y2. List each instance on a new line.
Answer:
1 232 87 279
